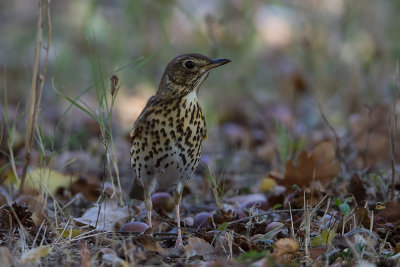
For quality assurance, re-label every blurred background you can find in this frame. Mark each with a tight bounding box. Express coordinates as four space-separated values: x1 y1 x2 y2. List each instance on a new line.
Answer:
1 0 400 197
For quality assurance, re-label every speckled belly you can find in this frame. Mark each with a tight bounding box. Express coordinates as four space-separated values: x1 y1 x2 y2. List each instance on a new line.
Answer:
130 95 206 192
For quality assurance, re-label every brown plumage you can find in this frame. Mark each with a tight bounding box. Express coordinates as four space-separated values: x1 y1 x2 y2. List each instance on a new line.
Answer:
129 53 230 248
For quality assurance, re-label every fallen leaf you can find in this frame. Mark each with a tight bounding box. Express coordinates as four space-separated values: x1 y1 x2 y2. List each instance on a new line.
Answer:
74 199 129 231
0 247 15 266
25 168 78 195
185 237 215 260
71 175 101 202
260 177 276 193
273 238 300 263
309 246 327 260
348 173 367 203
99 248 130 267
332 228 378 252
377 201 400 224
21 245 51 264
81 241 92 267
58 228 83 239
0 202 35 229
281 142 341 189
134 234 164 254
311 229 336 246
349 104 394 167
16 194 48 226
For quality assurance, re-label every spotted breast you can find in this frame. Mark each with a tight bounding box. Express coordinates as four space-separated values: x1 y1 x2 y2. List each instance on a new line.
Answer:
130 89 206 197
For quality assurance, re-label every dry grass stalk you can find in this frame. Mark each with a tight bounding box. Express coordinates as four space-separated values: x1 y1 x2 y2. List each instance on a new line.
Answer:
389 61 399 200
20 0 52 194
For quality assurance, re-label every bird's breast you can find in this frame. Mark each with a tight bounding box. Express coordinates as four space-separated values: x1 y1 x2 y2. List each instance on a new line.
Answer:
130 92 207 191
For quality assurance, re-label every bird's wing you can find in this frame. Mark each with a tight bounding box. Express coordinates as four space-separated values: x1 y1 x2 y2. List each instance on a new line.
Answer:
130 96 159 142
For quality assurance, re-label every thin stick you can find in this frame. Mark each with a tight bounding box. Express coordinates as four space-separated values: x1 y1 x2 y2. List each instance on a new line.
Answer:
20 0 51 193
318 102 350 174
289 202 295 238
390 61 399 200
226 208 306 226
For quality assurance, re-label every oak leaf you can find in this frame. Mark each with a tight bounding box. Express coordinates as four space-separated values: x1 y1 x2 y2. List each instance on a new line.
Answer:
282 142 341 188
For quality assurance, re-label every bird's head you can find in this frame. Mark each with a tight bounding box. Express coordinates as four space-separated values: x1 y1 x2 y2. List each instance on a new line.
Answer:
156 53 231 98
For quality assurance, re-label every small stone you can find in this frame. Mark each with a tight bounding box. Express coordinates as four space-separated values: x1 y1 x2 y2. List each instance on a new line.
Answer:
194 212 212 228
120 222 149 233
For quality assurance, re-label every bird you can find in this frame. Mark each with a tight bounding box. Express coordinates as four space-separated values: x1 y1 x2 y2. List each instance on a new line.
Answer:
129 53 230 248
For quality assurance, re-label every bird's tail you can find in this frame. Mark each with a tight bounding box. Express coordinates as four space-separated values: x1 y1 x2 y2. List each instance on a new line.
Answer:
129 178 144 201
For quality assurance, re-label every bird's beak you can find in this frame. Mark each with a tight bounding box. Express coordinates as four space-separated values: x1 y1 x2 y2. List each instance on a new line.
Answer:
202 58 231 71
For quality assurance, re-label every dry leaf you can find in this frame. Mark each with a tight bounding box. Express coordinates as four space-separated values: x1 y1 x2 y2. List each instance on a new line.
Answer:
0 202 35 229
377 201 400 224
348 173 367 203
21 245 51 264
71 175 101 202
135 234 164 254
185 237 215 260
0 247 15 266
74 199 129 231
309 246 327 261
99 247 130 267
81 241 92 267
311 229 336 246
25 168 78 195
273 238 299 263
281 142 341 188
16 194 48 226
349 104 393 167
58 228 83 239
260 177 277 193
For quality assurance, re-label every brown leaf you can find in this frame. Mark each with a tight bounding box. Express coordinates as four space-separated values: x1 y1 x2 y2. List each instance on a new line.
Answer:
0 247 15 266
184 236 214 260
71 175 101 202
16 194 48 226
348 173 367 203
273 238 300 263
81 241 92 267
135 234 165 254
349 104 392 167
354 207 371 228
281 142 341 188
309 246 327 260
377 201 400 225
0 202 35 229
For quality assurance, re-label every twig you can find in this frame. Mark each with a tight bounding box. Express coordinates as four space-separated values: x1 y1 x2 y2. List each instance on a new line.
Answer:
20 0 51 193
226 208 306 226
318 102 351 174
390 61 399 200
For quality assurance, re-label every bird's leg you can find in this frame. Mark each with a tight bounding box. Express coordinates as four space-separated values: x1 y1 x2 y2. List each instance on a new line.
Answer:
144 189 152 228
173 187 184 249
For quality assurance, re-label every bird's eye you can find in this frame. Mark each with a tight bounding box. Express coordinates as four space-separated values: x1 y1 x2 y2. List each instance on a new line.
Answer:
184 60 195 69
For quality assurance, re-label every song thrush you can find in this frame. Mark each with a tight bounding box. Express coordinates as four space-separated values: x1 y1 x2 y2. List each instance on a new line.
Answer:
129 53 230 248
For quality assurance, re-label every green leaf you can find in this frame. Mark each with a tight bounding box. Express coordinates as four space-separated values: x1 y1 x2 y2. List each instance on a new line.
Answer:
273 204 282 210
334 198 342 206
218 222 228 231
344 197 354 204
238 250 267 263
311 229 336 246
292 184 301 191
339 202 351 215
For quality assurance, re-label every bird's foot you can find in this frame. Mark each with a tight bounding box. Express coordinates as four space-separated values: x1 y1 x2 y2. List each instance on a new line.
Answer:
174 237 184 249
